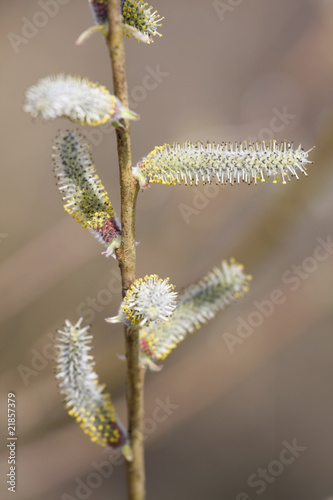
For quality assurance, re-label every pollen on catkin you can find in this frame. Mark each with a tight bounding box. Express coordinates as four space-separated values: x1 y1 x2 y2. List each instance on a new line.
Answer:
122 0 163 43
55 318 127 449
52 131 121 257
113 275 177 327
138 260 252 365
133 141 313 187
24 74 138 126
85 0 163 44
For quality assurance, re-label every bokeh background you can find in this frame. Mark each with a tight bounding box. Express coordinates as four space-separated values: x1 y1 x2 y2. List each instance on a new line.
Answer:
1 0 333 499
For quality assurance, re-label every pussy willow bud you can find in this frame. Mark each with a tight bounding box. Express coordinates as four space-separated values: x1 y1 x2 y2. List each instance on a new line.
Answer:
52 131 121 258
106 275 177 327
121 0 163 43
78 0 163 45
89 0 108 25
139 260 251 366
24 75 138 127
55 318 128 452
133 141 313 187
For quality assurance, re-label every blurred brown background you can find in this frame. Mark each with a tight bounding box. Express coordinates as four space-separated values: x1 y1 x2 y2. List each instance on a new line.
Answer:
1 0 333 499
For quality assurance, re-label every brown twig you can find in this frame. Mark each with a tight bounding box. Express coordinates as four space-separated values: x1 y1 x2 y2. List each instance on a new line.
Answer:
107 1 145 499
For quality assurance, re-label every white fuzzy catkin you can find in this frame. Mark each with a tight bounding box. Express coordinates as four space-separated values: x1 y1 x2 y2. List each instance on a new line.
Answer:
133 141 313 187
52 131 121 257
120 275 177 327
55 318 127 448
78 0 164 45
121 0 164 43
24 74 137 126
139 260 251 364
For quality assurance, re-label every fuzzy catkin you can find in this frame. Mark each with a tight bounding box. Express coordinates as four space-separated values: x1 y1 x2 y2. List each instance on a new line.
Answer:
139 260 251 364
52 131 121 256
24 74 138 126
133 141 312 187
55 319 127 448
88 0 163 43
121 0 163 42
121 275 177 326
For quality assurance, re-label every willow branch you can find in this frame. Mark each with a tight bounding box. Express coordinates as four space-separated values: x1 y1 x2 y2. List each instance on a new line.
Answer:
107 1 145 499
